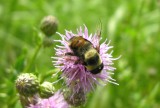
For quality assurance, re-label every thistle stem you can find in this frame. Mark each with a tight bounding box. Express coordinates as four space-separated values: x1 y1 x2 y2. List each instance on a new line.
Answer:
23 43 42 72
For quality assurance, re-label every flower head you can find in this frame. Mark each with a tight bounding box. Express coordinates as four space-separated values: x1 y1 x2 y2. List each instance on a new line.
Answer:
15 73 40 96
29 91 69 108
39 81 55 98
40 15 58 36
15 73 40 107
52 25 118 94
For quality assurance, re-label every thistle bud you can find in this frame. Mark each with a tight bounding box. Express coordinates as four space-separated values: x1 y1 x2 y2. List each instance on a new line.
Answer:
15 73 40 96
39 81 55 98
40 15 58 36
64 89 86 107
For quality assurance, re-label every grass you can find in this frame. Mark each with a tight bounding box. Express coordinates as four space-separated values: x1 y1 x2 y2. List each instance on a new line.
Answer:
0 0 159 108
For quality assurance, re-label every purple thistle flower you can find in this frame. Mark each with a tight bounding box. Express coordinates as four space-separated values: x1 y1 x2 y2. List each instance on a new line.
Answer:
52 25 119 94
29 91 69 108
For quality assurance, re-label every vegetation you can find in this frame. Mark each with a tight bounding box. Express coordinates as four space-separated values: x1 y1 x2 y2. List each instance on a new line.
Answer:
0 0 159 108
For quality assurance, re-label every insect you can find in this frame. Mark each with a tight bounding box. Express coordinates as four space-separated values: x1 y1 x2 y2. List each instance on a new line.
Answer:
66 30 103 74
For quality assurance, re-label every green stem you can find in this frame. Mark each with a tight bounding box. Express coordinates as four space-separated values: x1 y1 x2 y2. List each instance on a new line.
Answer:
23 43 42 72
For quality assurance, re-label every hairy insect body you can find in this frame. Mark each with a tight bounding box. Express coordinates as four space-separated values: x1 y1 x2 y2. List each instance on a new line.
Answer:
68 36 103 74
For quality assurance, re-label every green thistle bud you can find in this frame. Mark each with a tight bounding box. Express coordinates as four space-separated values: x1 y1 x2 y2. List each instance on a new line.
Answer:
15 73 40 96
39 81 55 98
40 15 58 36
64 89 86 107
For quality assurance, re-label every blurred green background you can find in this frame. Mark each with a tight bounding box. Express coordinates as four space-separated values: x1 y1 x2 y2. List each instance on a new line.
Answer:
0 0 160 108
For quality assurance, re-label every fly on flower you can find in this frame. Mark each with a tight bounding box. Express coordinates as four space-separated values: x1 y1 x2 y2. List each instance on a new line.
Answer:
52 25 119 94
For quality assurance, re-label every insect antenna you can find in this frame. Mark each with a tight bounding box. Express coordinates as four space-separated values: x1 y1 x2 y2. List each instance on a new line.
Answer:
95 19 102 52
97 19 102 39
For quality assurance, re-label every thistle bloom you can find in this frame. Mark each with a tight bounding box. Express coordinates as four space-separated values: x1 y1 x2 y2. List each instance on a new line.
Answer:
29 91 69 108
52 25 119 94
